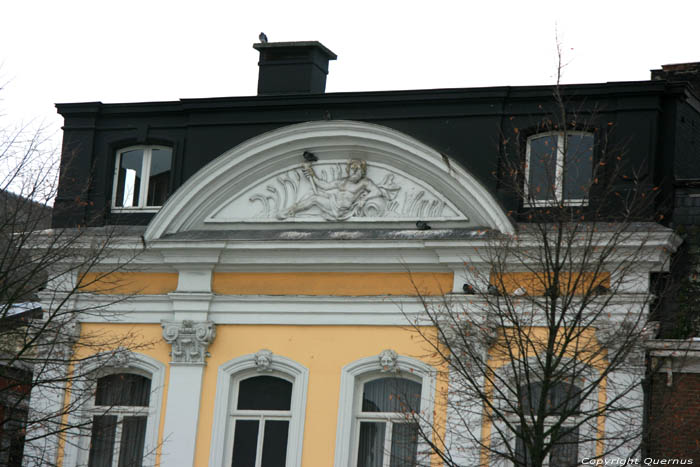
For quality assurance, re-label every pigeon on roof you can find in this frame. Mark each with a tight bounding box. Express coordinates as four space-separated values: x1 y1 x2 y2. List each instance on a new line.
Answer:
259 32 268 43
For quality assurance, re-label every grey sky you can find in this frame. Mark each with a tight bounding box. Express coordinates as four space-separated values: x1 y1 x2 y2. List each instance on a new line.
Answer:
2 0 699 142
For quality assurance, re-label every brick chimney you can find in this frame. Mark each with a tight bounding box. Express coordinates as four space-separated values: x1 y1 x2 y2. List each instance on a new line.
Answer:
651 62 700 97
253 41 337 95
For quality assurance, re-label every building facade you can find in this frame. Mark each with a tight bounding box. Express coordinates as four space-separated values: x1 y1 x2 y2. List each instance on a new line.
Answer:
26 42 700 466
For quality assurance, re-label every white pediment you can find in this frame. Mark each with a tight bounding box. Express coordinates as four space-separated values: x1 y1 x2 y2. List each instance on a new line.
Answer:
145 121 513 240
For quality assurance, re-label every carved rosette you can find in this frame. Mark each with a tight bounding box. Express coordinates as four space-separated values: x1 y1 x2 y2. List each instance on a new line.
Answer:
161 320 216 365
378 349 399 373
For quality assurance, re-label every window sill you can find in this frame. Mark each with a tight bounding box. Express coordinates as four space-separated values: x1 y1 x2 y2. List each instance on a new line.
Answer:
523 199 589 208
111 207 162 214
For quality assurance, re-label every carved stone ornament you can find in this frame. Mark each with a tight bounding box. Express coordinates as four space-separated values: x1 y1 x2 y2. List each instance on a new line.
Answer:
378 349 399 373
161 320 216 364
254 349 274 372
102 346 132 368
208 158 467 223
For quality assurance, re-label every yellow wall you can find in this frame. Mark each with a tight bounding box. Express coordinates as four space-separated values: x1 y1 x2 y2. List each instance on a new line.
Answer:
213 272 453 296
195 325 442 466
79 272 178 294
491 271 610 296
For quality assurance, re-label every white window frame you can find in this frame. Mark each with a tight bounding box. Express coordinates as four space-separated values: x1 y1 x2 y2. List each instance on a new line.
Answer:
111 145 171 212
524 131 592 208
208 353 309 467
334 353 436 467
63 352 166 467
489 359 598 467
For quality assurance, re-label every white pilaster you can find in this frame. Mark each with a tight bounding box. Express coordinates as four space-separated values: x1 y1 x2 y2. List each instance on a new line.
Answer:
160 320 216 467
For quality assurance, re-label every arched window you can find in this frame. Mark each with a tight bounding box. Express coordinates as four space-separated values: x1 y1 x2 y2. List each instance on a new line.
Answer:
525 131 594 206
354 376 422 467
209 351 308 467
112 145 172 210
229 375 293 467
62 353 165 467
334 351 436 467
87 373 152 467
514 381 583 467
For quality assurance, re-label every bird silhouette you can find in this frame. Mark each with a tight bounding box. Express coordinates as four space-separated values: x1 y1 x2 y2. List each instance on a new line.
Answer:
512 286 527 296
259 32 268 43
416 221 431 230
303 151 318 162
487 284 501 296
462 283 476 295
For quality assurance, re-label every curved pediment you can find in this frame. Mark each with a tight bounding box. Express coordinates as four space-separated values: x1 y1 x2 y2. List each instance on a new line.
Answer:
145 121 513 240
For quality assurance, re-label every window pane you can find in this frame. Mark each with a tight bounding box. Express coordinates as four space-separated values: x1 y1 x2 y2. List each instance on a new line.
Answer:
0 407 28 467
521 382 581 415
357 421 385 467
117 416 147 467
362 378 421 413
116 149 144 207
260 420 289 467
551 382 582 414
563 133 593 200
95 373 151 407
390 423 419 467
88 415 117 467
514 425 533 467
147 148 172 206
528 135 558 201
237 376 292 411
231 420 259 467
550 427 579 467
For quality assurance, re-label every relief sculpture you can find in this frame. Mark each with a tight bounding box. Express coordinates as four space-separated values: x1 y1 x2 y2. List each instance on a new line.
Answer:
246 157 455 221
277 159 399 220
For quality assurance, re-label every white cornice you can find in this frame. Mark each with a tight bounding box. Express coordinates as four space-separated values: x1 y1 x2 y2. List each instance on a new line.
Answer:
66 292 655 326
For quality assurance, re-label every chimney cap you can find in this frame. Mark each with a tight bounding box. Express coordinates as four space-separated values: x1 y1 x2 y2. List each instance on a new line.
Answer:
253 41 337 60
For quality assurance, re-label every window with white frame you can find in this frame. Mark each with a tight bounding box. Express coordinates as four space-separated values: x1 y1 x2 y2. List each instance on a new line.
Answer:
112 146 172 210
354 376 422 467
86 373 154 467
209 352 308 467
525 131 594 206
61 354 164 467
228 374 294 467
334 352 436 467
513 381 582 467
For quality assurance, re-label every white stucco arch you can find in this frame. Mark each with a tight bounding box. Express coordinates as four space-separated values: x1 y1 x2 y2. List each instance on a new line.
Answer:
145 120 513 240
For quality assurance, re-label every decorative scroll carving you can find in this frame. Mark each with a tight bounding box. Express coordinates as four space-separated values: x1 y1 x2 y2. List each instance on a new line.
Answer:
239 158 462 222
254 349 274 372
161 320 216 364
378 349 399 373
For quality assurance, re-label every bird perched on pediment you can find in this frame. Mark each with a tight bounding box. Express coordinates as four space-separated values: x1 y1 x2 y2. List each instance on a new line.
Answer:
462 283 476 295
259 32 268 43
487 284 501 296
416 221 431 230
303 151 318 162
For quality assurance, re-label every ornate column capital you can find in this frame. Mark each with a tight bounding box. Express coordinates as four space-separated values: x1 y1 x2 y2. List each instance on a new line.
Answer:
161 320 216 365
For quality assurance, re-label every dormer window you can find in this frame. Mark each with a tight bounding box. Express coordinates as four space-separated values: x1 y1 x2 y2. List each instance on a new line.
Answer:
112 146 172 210
524 132 593 206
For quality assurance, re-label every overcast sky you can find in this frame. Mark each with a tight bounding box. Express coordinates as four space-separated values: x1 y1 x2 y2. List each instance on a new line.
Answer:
2 0 699 145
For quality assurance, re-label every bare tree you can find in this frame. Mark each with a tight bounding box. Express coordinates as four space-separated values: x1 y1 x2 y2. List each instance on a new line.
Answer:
403 53 678 467
0 87 149 466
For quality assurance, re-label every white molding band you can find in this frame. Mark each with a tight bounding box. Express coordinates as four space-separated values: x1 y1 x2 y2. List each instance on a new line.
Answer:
333 352 437 467
208 352 309 467
61 352 166 467
145 120 514 240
